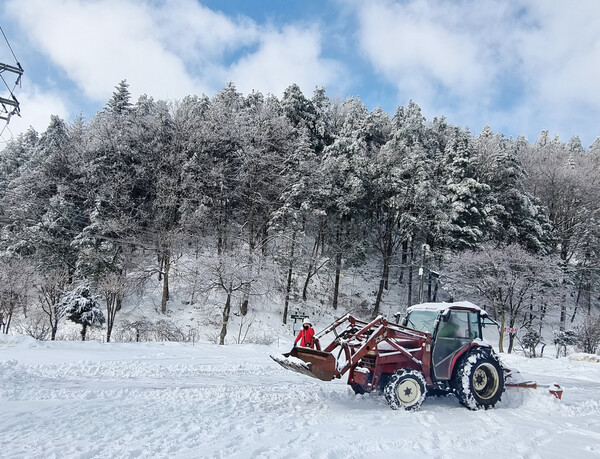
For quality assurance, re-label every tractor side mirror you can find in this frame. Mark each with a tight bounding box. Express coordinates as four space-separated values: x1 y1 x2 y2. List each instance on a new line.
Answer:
482 317 498 329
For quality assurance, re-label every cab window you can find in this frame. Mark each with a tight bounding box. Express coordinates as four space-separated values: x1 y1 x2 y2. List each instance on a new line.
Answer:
404 310 438 334
468 312 481 339
438 311 472 338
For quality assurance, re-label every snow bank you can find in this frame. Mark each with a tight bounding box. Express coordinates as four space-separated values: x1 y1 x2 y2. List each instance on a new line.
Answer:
0 334 43 349
569 353 600 363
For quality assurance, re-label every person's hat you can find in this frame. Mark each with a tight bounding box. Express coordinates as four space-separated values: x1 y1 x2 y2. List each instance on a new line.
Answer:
303 318 312 326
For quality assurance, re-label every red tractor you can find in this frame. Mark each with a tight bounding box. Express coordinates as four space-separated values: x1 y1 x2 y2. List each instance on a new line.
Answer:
273 302 507 410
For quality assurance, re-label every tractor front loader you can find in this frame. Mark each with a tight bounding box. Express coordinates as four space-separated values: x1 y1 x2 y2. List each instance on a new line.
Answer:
273 313 432 389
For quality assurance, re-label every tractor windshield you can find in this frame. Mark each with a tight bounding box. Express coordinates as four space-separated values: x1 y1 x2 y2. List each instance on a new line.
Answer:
404 310 438 334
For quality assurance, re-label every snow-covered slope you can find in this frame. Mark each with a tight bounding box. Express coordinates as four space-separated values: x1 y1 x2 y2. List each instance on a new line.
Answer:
1 335 599 458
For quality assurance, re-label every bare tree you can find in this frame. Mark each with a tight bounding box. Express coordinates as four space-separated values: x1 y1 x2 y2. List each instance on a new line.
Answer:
15 310 51 340
202 253 255 345
522 133 600 328
301 228 330 301
0 257 34 334
443 243 562 353
37 270 70 340
576 315 600 354
98 272 130 342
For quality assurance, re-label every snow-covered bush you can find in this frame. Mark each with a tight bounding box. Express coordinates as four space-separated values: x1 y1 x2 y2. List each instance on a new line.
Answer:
117 319 199 343
553 329 577 358
58 285 105 341
13 310 51 341
520 329 545 358
576 316 600 354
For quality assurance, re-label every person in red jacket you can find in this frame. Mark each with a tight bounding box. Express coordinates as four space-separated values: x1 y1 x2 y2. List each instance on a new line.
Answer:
294 318 315 348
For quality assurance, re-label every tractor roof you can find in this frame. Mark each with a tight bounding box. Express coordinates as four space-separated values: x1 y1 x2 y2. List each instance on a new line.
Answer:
407 301 484 314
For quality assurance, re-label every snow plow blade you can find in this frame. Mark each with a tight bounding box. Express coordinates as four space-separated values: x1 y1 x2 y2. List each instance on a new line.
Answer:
504 368 563 400
270 347 338 381
505 381 563 400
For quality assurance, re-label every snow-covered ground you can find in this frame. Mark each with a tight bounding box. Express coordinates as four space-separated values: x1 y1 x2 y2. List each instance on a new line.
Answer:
1 334 599 459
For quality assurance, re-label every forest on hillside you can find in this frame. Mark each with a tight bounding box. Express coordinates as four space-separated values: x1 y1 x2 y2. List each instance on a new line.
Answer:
0 80 599 351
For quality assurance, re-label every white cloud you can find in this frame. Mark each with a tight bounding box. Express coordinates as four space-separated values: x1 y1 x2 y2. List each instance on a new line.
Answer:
354 0 502 104
5 0 342 109
516 2 600 108
228 26 344 97
5 0 205 103
152 0 259 61
350 0 600 145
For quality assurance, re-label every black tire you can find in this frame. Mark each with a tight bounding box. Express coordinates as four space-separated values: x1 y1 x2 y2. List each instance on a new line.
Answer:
452 348 504 410
351 383 367 395
384 369 427 411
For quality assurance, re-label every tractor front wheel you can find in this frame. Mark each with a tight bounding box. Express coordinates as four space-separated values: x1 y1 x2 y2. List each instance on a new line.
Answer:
384 369 427 411
452 348 504 410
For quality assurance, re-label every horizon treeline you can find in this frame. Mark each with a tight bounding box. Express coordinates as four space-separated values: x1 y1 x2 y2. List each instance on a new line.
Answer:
0 80 599 343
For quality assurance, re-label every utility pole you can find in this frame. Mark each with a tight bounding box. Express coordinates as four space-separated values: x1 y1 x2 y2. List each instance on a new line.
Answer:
418 244 429 304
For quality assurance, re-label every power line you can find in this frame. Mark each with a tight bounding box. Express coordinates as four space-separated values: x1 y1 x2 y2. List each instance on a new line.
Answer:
0 25 20 64
0 120 12 142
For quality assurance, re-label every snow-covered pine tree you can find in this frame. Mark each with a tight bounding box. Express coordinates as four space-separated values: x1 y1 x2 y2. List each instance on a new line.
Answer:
177 94 212 244
71 205 128 341
266 99 317 323
193 82 245 255
317 97 371 310
133 95 181 315
282 84 316 141
388 101 448 306
553 329 577 358
442 127 494 250
236 91 303 316
311 87 334 154
0 127 38 195
106 80 133 115
366 106 414 315
58 284 105 341
590 137 600 162
476 127 553 253
1 115 89 339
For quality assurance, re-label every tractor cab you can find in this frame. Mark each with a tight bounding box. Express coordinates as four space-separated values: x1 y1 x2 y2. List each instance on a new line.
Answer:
402 302 490 381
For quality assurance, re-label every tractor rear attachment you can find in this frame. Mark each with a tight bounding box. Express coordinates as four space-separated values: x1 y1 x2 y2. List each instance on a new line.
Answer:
504 368 563 400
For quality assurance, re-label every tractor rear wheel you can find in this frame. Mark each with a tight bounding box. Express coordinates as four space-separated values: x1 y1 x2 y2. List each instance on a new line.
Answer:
452 348 504 410
384 369 427 411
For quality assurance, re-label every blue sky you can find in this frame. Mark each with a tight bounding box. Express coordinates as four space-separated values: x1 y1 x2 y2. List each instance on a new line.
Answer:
1 0 599 148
